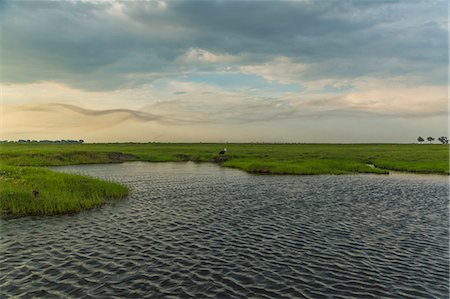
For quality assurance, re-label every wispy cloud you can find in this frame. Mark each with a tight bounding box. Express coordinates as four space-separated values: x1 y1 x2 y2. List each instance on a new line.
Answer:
32 103 165 122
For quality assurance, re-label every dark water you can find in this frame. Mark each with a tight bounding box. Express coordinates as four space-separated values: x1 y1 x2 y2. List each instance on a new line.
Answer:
1 162 448 298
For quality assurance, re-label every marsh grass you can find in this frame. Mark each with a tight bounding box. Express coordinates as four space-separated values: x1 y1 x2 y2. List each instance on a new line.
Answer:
223 159 389 175
0 143 447 217
0 165 128 218
0 143 448 174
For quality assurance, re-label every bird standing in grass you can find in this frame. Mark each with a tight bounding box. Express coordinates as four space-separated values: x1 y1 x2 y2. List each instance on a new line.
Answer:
218 148 227 155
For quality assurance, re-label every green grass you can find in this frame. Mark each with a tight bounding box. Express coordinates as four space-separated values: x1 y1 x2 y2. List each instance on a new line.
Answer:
224 159 388 175
0 143 447 174
0 143 447 217
0 165 128 218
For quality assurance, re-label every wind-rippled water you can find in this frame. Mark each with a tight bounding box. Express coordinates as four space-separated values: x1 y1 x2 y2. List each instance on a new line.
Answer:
1 162 448 298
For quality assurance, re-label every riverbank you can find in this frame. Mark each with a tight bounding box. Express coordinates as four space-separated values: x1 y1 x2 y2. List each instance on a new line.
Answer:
1 143 448 174
1 143 447 217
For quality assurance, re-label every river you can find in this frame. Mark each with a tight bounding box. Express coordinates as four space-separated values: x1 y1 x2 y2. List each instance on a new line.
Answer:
1 162 448 298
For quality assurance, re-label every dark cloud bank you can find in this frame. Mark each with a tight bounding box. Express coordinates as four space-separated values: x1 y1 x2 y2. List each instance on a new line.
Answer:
1 0 447 90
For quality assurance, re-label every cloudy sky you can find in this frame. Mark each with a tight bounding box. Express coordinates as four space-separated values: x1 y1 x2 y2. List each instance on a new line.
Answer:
1 0 448 142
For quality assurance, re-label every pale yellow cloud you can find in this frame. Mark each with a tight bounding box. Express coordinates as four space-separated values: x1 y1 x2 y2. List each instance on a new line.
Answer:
1 75 447 142
1 82 157 109
180 48 237 64
341 80 447 116
240 56 310 85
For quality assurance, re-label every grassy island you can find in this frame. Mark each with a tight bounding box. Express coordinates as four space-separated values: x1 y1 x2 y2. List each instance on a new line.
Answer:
0 165 128 218
0 143 448 217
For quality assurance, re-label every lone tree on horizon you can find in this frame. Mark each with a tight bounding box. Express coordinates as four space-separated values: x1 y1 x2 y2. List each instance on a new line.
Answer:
427 136 435 144
437 136 449 144
417 136 424 143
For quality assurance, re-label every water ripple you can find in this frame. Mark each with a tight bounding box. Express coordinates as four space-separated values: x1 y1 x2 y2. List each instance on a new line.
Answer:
1 162 448 298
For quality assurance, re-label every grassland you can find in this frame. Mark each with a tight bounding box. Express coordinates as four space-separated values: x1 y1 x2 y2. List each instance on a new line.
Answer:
1 143 448 217
1 143 448 174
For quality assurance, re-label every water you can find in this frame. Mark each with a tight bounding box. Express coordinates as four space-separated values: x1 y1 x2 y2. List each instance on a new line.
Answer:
1 162 448 298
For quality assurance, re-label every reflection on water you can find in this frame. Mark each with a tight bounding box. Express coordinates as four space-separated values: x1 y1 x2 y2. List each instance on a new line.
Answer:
1 162 448 298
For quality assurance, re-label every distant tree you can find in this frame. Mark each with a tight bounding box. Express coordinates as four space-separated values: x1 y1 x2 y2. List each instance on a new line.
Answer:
437 136 449 144
79 139 85 144
427 136 435 144
417 136 424 143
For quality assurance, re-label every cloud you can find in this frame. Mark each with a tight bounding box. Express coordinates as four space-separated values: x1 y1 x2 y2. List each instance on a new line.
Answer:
1 1 447 142
4 77 445 133
179 48 237 64
2 74 446 130
32 103 165 122
240 56 311 85
1 0 446 90
4 98 447 143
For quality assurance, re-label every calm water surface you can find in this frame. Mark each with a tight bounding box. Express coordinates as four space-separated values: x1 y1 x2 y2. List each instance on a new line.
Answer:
1 162 448 298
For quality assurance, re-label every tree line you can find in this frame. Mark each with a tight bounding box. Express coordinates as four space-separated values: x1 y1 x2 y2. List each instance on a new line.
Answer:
417 136 448 144
0 139 85 144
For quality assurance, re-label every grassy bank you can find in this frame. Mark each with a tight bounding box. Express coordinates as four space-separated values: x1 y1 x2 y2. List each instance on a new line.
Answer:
0 165 128 218
0 143 447 217
1 143 448 174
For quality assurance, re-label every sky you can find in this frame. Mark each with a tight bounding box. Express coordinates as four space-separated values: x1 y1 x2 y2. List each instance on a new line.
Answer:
0 0 448 143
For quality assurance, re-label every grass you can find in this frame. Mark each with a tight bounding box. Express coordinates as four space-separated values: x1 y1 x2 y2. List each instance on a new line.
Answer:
0 165 128 218
0 143 448 174
224 159 388 175
1 143 447 217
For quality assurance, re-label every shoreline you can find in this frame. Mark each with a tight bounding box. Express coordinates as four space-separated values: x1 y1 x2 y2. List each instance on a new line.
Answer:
0 165 128 219
1 143 448 175
1 143 448 218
